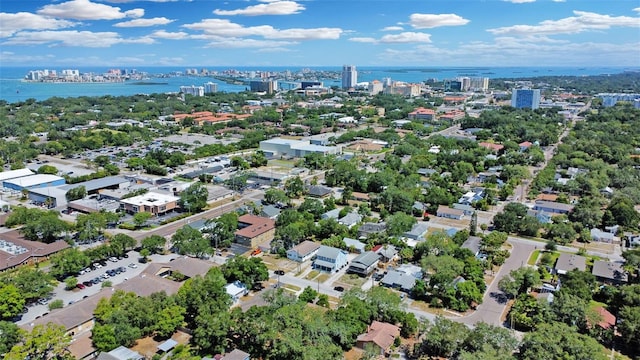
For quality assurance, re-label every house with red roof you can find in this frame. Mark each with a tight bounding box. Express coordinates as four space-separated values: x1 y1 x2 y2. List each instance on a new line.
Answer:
478 142 504 152
408 107 435 121
356 321 401 356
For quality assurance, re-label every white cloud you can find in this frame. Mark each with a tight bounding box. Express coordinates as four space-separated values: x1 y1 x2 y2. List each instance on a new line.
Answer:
0 12 77 37
150 30 189 39
213 1 304 16
349 32 431 44
114 17 174 27
409 13 470 29
633 7 640 12
349 37 377 43
380 32 431 43
552 0 566 2
204 37 297 48
37 0 144 20
255 47 295 53
381 26 403 31
3 30 154 47
488 10 640 36
183 19 342 40
0 51 55 64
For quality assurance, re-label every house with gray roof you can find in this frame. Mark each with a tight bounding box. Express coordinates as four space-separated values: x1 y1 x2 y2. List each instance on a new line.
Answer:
436 205 465 220
533 200 574 215
375 245 398 263
260 204 281 219
452 203 475 216
313 245 349 272
554 253 587 275
286 240 321 262
380 270 417 292
402 222 429 241
358 222 386 238
347 251 380 276
343 237 366 253
307 185 333 198
592 260 628 284
591 228 619 243
461 236 483 257
339 211 362 228
321 208 341 220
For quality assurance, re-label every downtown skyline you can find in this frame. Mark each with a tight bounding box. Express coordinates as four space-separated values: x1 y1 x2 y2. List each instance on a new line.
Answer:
1 0 639 68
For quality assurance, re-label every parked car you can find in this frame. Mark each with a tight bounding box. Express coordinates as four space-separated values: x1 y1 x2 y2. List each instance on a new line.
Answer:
93 263 103 269
128 263 138 269
76 283 86 290
109 257 118 262
82 281 93 287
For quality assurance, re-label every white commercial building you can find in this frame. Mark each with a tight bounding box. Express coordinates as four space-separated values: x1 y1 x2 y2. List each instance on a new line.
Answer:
259 138 340 158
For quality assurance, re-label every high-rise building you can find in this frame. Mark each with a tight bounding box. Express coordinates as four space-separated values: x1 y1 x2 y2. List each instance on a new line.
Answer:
204 82 218 94
341 65 357 89
249 80 276 94
180 85 205 97
469 77 489 92
511 89 541 109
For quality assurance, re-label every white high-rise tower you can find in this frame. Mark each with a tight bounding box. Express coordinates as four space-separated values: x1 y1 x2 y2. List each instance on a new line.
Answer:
341 65 357 89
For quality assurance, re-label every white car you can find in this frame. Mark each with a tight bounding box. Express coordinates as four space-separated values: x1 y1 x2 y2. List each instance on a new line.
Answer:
93 263 103 269
128 263 138 269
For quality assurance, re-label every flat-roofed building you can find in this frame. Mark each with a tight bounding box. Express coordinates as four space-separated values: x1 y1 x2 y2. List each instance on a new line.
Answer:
0 168 34 183
119 191 179 215
259 138 340 158
3 174 65 191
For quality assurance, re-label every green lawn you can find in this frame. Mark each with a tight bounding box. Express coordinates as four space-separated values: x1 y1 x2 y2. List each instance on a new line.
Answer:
528 250 541 265
304 270 319 280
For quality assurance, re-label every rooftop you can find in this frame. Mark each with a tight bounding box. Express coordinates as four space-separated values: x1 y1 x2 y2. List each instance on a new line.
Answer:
120 191 180 207
3 174 64 187
235 214 276 239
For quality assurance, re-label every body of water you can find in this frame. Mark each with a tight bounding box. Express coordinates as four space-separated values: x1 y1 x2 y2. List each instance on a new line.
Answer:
0 66 635 103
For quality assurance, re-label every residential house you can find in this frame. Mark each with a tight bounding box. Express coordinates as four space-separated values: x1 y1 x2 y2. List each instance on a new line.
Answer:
221 349 251 360
417 168 437 177
380 270 417 292
536 193 559 202
338 211 362 228
532 201 574 215
343 237 366 253
591 228 620 243
478 142 504 152
374 244 398 263
358 222 386 238
225 281 249 303
519 141 533 151
96 346 143 360
356 321 401 357
234 214 276 248
347 251 380 276
458 189 484 205
351 192 370 202
306 185 333 198
402 222 429 242
527 209 552 224
554 253 587 275
321 208 341 220
313 245 349 272
259 205 281 219
591 307 616 330
436 205 465 220
453 203 475 216
461 236 483 258
286 240 321 262
592 260 628 284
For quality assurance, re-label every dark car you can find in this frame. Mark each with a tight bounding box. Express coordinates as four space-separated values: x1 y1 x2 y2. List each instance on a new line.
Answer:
333 286 345 292
274 270 285 276
82 281 93 287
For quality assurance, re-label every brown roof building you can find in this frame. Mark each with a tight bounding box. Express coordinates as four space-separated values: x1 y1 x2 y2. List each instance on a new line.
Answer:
0 230 69 271
356 321 400 356
235 214 276 248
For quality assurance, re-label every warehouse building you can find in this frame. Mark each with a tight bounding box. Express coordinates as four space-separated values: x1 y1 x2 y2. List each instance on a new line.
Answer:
3 174 65 191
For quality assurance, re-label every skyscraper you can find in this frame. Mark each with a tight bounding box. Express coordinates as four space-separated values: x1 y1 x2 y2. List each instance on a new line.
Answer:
342 65 357 89
511 89 541 109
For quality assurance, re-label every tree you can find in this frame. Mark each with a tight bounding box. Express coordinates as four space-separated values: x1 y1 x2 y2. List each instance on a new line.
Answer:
517 322 607 360
19 212 69 243
141 235 166 254
550 291 588 329
498 267 541 299
179 182 209 213
417 317 469 358
48 299 64 310
461 322 518 358
0 284 25 320
49 248 90 279
171 225 211 258
37 164 58 175
249 150 268 167
203 212 238 249
132 211 152 229
64 276 78 291
155 305 185 338
492 203 540 236
559 269 596 300
0 320 22 355
617 305 640 351
264 188 289 205
284 176 304 198
299 286 318 303
222 256 269 289
469 211 478 236
75 212 107 243
109 233 136 256
3 268 54 303
65 185 87 201
5 323 72 360
386 212 417 236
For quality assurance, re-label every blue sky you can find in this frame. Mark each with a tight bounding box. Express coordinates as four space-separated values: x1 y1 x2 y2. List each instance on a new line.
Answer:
1 0 639 67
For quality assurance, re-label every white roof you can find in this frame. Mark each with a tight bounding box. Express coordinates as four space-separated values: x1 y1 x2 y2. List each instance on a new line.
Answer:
0 168 34 182
119 191 179 206
4 174 64 187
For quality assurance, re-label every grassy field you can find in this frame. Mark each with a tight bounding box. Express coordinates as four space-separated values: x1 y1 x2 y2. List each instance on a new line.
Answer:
304 270 319 280
316 273 330 283
528 250 541 265
338 273 367 287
